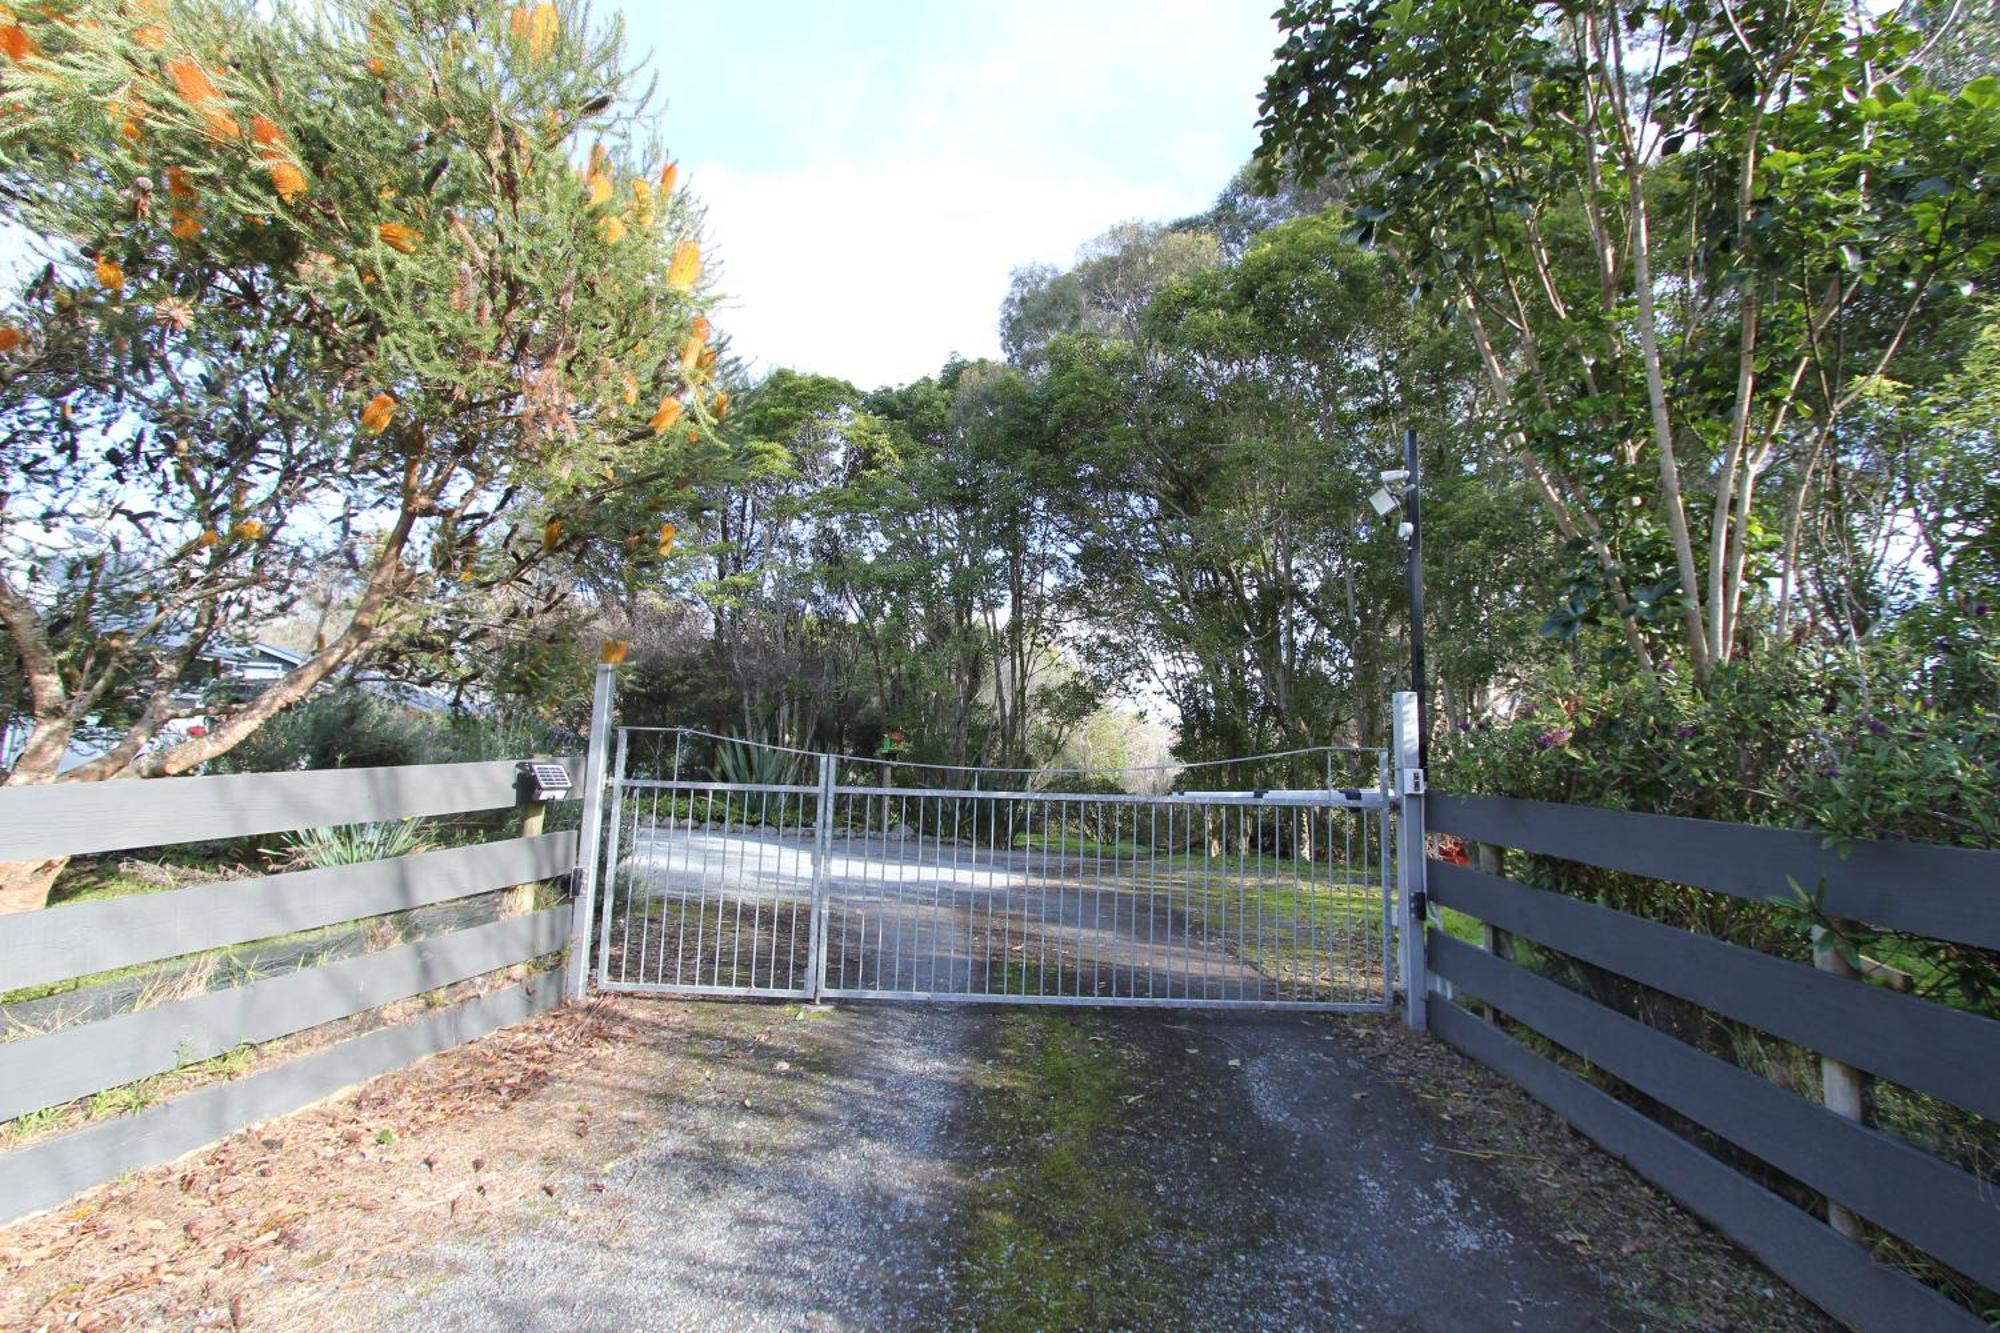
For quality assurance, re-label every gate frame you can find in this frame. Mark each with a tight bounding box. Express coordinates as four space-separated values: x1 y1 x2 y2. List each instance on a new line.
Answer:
577 691 1410 1015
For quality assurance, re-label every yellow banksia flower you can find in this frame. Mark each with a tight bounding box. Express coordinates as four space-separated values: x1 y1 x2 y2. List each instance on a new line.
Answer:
597 215 626 245
269 160 307 203
666 239 700 292
621 372 638 406
542 516 563 552
679 334 704 372
360 392 396 434
377 222 419 254
712 390 730 421
195 528 221 549
652 398 687 435
587 141 608 178
170 208 202 240
656 522 676 556
230 518 265 541
511 2 556 60
698 345 718 376
631 177 654 225
95 254 125 292
586 171 612 207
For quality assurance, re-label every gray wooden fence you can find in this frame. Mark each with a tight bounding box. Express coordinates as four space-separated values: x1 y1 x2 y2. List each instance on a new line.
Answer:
0 756 580 1226
1427 794 2000 1332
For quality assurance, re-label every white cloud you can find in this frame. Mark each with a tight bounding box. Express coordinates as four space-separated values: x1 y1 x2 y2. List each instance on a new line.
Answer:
667 0 1280 389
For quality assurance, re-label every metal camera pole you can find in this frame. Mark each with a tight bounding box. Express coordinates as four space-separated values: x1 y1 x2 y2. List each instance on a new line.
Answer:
1402 426 1427 771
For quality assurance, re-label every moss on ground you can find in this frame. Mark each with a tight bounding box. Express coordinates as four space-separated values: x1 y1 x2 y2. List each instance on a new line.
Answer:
950 1008 1177 1331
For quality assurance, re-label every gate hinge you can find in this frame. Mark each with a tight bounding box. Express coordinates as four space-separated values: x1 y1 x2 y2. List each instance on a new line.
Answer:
1408 890 1429 921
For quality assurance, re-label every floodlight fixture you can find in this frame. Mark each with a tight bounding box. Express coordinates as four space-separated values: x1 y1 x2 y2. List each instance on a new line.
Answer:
1368 486 1399 518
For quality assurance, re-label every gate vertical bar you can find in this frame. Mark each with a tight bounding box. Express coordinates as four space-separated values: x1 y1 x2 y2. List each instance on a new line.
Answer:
596 727 630 985
566 657 618 1001
1392 690 1427 1030
806 752 835 1001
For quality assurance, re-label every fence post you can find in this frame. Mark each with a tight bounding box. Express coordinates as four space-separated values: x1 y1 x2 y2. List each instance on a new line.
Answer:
1813 922 1867 1240
566 658 618 1002
1393 690 1428 1031
806 752 835 1001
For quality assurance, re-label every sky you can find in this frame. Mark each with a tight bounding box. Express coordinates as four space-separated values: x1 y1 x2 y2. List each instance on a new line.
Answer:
618 0 1285 390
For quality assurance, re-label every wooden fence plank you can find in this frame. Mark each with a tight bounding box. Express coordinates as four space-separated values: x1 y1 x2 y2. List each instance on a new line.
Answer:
0 832 578 994
0 757 581 862
1429 933 2000 1293
1428 861 2000 1123
0 973 562 1228
0 909 567 1122
1427 794 2000 949
1429 1000 1984 1332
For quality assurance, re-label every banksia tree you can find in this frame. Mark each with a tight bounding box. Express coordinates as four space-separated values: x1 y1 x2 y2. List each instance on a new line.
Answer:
0 0 731 909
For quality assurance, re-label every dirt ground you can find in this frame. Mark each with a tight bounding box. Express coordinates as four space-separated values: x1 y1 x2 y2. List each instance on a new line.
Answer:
0 995 1827 1332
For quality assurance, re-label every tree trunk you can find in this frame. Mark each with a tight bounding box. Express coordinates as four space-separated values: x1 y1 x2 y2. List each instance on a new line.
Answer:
0 855 68 914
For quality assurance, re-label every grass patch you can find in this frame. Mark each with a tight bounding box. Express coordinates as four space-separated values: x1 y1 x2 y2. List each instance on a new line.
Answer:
1012 832 1147 858
952 1009 1179 1331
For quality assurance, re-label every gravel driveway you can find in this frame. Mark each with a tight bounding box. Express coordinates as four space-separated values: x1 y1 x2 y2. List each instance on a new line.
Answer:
363 1001 1639 1332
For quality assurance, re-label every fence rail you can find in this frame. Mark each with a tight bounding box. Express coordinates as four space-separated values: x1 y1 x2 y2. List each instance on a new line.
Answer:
1427 793 2000 1332
0 755 580 1227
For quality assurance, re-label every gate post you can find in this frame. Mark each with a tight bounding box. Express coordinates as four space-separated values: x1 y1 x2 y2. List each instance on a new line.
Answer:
805 752 835 1001
1393 690 1429 1031
566 656 618 1002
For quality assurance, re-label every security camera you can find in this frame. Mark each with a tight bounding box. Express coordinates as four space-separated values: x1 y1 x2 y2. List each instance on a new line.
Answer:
1397 520 1414 542
1378 468 1410 486
1368 487 1399 518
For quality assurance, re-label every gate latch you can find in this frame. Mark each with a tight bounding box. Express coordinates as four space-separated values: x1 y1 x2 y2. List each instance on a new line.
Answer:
1398 767 1426 797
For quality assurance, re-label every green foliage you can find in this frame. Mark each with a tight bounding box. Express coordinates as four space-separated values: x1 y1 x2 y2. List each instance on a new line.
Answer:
0 0 722 783
277 819 429 870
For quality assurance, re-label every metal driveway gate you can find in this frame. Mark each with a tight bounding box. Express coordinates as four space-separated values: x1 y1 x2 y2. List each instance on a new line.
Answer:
588 729 1399 1012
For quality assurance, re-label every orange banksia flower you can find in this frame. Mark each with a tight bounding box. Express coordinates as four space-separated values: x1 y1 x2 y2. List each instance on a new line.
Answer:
597 215 625 245
167 57 220 105
656 522 676 556
268 161 307 203
251 115 285 148
166 165 195 199
170 208 202 240
679 333 704 371
652 400 687 435
0 324 21 352
692 315 711 341
360 392 396 434
666 240 700 292
698 345 718 376
202 109 240 141
230 518 265 541
194 528 221 549
658 161 678 194
133 22 168 49
377 222 419 254
542 516 563 552
1 23 39 62
621 372 638 406
95 254 125 292
712 390 730 420
599 638 629 665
